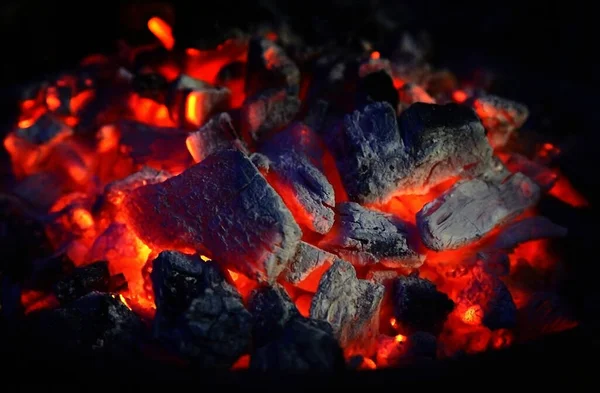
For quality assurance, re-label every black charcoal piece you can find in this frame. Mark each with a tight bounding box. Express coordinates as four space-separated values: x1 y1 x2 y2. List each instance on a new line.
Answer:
470 94 529 148
247 284 299 347
319 202 423 268
132 72 169 102
396 102 493 193
250 317 344 371
393 275 454 334
492 216 567 250
358 69 399 109
405 332 437 361
458 267 517 330
53 261 110 303
116 120 194 174
151 251 232 326
12 172 68 211
104 166 171 206
262 152 335 234
29 292 144 357
241 88 301 142
245 37 300 97
29 253 75 291
476 251 510 277
124 149 302 283
310 260 384 350
260 122 328 170
502 153 557 191
518 292 578 340
284 242 336 287
14 113 72 145
417 173 541 251
186 112 247 163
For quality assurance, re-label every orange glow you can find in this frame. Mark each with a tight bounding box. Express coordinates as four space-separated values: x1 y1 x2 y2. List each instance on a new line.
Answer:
18 118 35 128
231 354 250 370
452 89 468 103
370 51 381 60
46 88 61 111
227 269 239 281
395 334 406 343
390 317 398 329
185 92 201 126
294 294 313 317
147 17 175 50
548 173 588 207
462 305 483 325
200 255 211 262
393 77 405 89
358 358 377 370
21 289 59 315
70 90 95 114
128 94 176 127
118 294 132 310
265 32 278 42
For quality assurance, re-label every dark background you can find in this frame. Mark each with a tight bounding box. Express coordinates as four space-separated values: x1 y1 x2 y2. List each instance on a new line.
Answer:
0 0 597 383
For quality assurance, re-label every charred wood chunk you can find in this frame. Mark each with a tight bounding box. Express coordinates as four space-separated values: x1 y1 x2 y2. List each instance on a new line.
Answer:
247 284 299 347
262 152 335 234
245 37 300 97
124 149 302 283
502 153 557 191
116 120 194 174
104 166 171 206
492 216 567 250
250 317 344 371
185 112 247 163
319 202 423 268
168 74 232 129
417 173 541 251
458 267 517 330
324 101 409 204
470 94 529 148
151 251 235 327
53 261 110 303
310 260 384 352
284 242 336 290
397 102 493 194
393 275 454 335
29 292 144 358
260 122 328 170
166 287 252 368
241 89 301 143
358 70 399 110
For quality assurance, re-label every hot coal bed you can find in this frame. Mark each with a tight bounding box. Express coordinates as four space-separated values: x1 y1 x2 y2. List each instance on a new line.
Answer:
0 3 595 385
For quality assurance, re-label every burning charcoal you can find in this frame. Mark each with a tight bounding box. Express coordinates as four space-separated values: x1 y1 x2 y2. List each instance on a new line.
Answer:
124 149 302 282
247 284 299 347
376 332 437 367
251 317 344 371
116 120 194 174
457 267 517 330
44 85 72 115
357 70 399 109
392 275 454 335
501 153 558 191
492 216 567 250
262 152 335 234
12 171 68 211
168 74 232 129
470 94 529 148
283 242 336 292
260 122 328 169
319 202 423 268
53 261 110 303
417 173 541 251
396 102 493 194
366 270 399 285
241 89 301 143
476 251 510 277
151 251 233 325
310 260 384 352
29 253 75 290
14 113 72 145
518 292 578 341
398 83 435 108
185 112 247 163
29 292 144 358
104 166 171 206
245 37 300 97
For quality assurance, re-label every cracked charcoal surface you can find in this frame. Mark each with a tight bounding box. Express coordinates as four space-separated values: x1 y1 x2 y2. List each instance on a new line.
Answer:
241 88 301 142
124 149 302 283
104 166 171 206
417 173 541 251
470 94 529 148
284 241 336 286
151 251 252 368
247 284 299 347
310 259 384 350
250 317 344 371
492 216 567 250
245 38 300 97
393 275 454 335
186 112 247 163
458 267 517 330
27 292 144 358
263 152 335 234
319 202 423 268
53 261 110 303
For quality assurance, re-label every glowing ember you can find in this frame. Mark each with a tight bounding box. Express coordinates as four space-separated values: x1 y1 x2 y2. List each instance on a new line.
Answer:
147 17 175 50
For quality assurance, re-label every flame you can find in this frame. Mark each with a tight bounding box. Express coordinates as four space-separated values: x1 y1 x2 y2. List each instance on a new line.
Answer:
147 17 175 50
